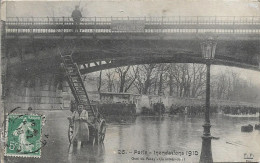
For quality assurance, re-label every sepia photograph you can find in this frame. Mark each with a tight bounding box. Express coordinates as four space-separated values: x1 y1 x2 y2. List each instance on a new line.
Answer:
1 0 260 162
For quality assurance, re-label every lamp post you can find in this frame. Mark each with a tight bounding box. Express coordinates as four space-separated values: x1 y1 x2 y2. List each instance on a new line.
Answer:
199 37 217 163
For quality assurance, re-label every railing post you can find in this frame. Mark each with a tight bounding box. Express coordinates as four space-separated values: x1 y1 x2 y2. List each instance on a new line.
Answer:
1 20 6 40
110 16 112 34
215 16 217 33
62 16 65 36
144 16 147 33
179 16 181 33
31 17 34 35
93 17 96 36
161 16 164 33
16 17 19 34
47 17 49 33
144 16 146 33
150 16 152 33
196 16 199 33
233 16 235 34
127 16 130 34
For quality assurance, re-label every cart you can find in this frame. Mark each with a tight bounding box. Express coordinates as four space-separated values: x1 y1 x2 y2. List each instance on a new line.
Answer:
59 53 106 146
68 104 106 145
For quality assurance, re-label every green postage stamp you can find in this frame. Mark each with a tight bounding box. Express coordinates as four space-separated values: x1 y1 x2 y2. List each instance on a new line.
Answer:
5 114 44 158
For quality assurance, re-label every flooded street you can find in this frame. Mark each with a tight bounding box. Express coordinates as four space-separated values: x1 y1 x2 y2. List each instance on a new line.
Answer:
5 110 260 163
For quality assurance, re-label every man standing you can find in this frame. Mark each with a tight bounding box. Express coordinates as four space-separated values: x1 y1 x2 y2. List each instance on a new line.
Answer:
71 5 82 32
70 105 89 151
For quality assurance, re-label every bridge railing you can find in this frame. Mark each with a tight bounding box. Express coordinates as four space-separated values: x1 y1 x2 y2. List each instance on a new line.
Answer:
5 16 260 34
6 16 260 24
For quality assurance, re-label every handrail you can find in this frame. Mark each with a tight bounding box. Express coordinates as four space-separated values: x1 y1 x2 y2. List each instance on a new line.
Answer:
4 16 260 35
5 16 260 24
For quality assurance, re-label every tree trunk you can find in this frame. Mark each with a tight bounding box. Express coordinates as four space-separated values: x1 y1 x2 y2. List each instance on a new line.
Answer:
158 72 163 95
97 70 102 93
169 74 173 96
119 76 125 92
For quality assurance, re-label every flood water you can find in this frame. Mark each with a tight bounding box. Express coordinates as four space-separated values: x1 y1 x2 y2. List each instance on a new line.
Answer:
5 110 260 163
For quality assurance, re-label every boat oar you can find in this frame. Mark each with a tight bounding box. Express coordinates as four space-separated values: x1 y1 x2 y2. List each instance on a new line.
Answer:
226 141 239 146
225 140 248 147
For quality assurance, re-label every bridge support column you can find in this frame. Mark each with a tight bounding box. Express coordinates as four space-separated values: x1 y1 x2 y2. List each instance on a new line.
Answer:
3 71 68 112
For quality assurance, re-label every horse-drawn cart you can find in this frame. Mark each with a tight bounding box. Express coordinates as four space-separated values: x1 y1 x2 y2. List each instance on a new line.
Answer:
60 52 106 146
67 104 106 145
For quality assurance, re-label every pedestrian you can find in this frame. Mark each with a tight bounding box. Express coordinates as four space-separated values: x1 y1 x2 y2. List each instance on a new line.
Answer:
71 5 82 32
71 104 89 151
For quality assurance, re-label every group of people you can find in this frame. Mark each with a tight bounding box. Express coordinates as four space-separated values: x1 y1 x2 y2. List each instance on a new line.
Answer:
169 104 260 116
152 102 166 115
169 104 218 115
221 105 260 115
141 102 166 115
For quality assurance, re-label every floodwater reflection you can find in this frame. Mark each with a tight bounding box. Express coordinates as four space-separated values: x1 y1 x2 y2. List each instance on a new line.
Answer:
103 115 260 163
5 111 260 163
68 144 105 163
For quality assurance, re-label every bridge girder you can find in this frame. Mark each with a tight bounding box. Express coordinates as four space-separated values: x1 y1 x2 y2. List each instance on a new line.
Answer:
4 37 260 77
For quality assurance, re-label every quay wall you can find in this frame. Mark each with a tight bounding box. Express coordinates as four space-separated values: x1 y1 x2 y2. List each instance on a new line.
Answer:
3 72 71 112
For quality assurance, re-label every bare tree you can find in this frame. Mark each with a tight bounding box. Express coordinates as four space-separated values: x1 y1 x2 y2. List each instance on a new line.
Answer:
212 73 227 99
210 70 259 103
134 64 157 95
124 66 139 92
166 63 206 98
142 64 157 95
97 70 102 93
156 64 169 95
116 66 131 92
190 64 206 98
88 64 260 103
105 69 116 92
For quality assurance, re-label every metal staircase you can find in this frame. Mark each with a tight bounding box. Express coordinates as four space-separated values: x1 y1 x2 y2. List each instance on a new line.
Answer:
60 54 95 118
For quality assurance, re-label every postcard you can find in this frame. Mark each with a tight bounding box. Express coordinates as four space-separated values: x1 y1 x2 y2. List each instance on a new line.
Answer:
1 0 260 162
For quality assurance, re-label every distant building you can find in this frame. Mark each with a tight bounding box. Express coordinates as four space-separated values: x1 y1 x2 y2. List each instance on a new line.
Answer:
99 92 139 104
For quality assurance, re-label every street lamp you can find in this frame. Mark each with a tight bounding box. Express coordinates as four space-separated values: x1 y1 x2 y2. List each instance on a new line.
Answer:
199 36 217 163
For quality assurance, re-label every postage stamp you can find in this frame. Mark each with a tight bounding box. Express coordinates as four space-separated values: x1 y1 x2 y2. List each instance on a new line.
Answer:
4 114 44 158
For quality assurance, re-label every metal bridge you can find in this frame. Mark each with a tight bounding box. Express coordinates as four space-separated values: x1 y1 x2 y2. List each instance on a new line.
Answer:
2 16 260 76
4 16 260 40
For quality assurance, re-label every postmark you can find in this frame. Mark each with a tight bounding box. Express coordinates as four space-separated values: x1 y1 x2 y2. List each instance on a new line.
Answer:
4 114 44 158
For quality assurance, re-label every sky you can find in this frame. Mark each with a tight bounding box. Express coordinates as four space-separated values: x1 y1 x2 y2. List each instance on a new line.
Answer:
2 0 260 18
1 0 260 86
